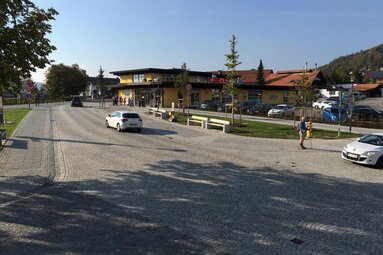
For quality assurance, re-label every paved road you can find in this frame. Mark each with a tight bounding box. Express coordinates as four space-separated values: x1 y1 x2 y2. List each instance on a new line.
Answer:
0 102 382 254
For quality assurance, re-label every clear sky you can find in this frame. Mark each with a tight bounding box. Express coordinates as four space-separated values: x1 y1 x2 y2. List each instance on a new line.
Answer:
31 0 383 82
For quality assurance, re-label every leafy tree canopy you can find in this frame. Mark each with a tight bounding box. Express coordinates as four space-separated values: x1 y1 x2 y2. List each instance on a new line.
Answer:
0 0 58 94
290 73 317 106
45 64 88 98
175 63 189 99
224 34 241 98
97 66 105 96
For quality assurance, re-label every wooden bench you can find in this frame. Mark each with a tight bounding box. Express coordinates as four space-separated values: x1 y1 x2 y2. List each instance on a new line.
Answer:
206 118 230 133
147 107 157 115
0 128 6 146
187 115 208 128
154 108 168 118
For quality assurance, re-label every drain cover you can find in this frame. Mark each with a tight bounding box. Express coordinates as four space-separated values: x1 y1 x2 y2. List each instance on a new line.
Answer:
291 238 304 245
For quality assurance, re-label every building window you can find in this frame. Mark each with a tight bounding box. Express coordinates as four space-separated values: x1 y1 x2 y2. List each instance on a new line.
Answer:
212 89 220 101
222 91 233 103
283 91 288 103
191 90 200 106
248 90 262 103
133 74 145 83
162 74 174 82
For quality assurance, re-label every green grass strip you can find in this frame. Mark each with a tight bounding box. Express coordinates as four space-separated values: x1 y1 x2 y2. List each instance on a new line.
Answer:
173 113 360 139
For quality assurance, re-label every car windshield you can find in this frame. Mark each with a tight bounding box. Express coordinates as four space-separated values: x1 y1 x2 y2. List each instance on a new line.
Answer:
329 108 345 114
274 105 285 110
359 135 383 146
122 113 140 118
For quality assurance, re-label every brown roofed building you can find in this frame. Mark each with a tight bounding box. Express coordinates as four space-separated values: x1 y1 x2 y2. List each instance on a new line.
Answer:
353 83 383 97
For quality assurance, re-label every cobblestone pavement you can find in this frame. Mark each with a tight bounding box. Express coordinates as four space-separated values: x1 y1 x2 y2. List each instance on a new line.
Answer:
0 103 382 254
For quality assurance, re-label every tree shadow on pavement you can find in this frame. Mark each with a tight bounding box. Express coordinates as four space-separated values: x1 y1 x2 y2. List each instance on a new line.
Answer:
0 160 382 254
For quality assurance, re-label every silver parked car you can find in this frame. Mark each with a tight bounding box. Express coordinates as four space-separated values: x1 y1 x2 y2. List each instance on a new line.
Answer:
267 104 295 117
105 111 143 132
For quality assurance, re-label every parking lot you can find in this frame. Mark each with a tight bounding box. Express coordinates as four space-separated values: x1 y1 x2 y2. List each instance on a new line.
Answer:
0 102 382 254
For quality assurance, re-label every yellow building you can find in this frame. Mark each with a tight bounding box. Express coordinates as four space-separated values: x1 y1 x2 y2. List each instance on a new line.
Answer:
110 68 223 108
109 68 326 108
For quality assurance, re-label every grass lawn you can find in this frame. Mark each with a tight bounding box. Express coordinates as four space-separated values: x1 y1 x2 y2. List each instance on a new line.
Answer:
1 108 31 139
173 113 360 139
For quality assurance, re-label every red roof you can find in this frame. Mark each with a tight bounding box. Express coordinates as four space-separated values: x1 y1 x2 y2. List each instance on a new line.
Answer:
212 69 273 83
266 70 321 86
352 83 382 91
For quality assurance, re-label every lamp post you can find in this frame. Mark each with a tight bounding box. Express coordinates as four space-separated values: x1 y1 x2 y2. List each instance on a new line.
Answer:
349 72 354 133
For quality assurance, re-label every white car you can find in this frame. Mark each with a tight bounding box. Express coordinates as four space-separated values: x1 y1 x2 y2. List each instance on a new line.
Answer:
342 133 383 167
267 104 295 117
312 100 337 109
105 111 143 132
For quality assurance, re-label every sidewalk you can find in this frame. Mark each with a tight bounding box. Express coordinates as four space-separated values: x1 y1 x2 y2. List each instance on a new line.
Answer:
0 106 57 206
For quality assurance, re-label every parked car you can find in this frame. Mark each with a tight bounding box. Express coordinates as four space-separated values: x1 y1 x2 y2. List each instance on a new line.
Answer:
342 133 383 167
105 111 143 132
248 104 273 116
322 107 347 122
267 104 295 117
233 99 259 112
71 96 83 107
351 108 383 121
352 92 366 101
312 100 337 109
200 100 220 110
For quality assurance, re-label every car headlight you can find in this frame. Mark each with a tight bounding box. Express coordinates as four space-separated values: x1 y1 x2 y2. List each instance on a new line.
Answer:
362 151 377 156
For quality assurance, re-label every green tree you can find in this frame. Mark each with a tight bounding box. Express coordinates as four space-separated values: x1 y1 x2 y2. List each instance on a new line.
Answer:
45 64 88 99
175 63 189 114
0 0 58 95
97 66 106 108
256 59 265 85
224 34 241 124
290 73 317 107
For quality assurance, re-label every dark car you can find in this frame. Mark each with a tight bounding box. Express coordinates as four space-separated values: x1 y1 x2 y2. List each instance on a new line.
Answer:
352 108 383 121
233 99 259 112
71 96 83 107
199 100 220 110
248 104 273 116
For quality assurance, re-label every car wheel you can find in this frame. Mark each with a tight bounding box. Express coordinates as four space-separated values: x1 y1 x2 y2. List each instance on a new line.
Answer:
136 128 142 132
105 120 109 128
375 156 383 169
116 123 122 132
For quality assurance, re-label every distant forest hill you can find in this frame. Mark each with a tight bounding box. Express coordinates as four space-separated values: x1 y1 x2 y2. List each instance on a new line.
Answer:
320 44 383 84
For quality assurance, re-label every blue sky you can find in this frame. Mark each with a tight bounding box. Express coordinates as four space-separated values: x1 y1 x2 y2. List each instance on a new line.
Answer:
32 0 383 82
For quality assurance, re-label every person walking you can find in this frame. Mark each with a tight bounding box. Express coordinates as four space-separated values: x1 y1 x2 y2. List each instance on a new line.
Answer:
298 116 307 149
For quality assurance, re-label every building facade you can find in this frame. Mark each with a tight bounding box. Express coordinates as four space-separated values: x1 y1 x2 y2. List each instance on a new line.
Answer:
110 68 327 107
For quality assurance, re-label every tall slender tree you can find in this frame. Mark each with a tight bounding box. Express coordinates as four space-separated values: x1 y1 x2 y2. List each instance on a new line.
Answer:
97 66 106 108
256 59 265 85
175 63 189 114
224 34 241 124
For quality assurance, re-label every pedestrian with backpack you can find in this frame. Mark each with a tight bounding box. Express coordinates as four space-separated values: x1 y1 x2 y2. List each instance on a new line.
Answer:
298 116 307 149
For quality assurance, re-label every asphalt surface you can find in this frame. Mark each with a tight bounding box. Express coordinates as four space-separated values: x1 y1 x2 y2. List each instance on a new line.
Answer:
0 102 382 254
